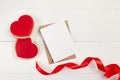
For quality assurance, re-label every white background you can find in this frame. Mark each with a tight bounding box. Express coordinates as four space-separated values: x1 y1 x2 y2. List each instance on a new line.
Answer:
0 0 120 80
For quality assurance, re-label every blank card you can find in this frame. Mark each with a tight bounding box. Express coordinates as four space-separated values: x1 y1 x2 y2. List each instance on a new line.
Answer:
40 21 76 63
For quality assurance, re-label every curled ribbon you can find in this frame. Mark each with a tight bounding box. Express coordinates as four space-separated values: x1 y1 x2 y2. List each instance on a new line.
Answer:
36 57 120 80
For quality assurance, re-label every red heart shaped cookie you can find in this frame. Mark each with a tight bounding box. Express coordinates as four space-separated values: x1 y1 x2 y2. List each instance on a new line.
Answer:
10 15 34 37
16 38 38 58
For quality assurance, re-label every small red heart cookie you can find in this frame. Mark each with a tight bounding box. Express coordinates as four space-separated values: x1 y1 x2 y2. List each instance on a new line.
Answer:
10 15 34 37
16 38 38 58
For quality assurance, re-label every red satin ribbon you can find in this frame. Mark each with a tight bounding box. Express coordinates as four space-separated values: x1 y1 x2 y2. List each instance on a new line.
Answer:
36 57 120 80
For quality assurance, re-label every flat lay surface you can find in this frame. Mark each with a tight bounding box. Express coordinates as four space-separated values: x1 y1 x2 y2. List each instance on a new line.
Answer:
0 0 120 80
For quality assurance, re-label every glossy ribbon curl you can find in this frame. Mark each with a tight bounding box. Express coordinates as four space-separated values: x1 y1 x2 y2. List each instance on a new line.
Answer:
36 57 120 80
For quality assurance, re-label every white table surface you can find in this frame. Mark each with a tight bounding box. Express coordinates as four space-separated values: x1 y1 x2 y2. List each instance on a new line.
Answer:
0 0 120 80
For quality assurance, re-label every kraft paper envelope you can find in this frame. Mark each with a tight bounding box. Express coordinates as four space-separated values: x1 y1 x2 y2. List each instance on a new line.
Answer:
39 21 76 64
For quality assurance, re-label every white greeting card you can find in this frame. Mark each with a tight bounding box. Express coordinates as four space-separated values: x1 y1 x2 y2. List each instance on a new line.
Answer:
40 21 76 62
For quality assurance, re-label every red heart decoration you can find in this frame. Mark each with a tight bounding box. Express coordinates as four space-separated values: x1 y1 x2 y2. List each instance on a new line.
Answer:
10 15 34 37
16 38 38 58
